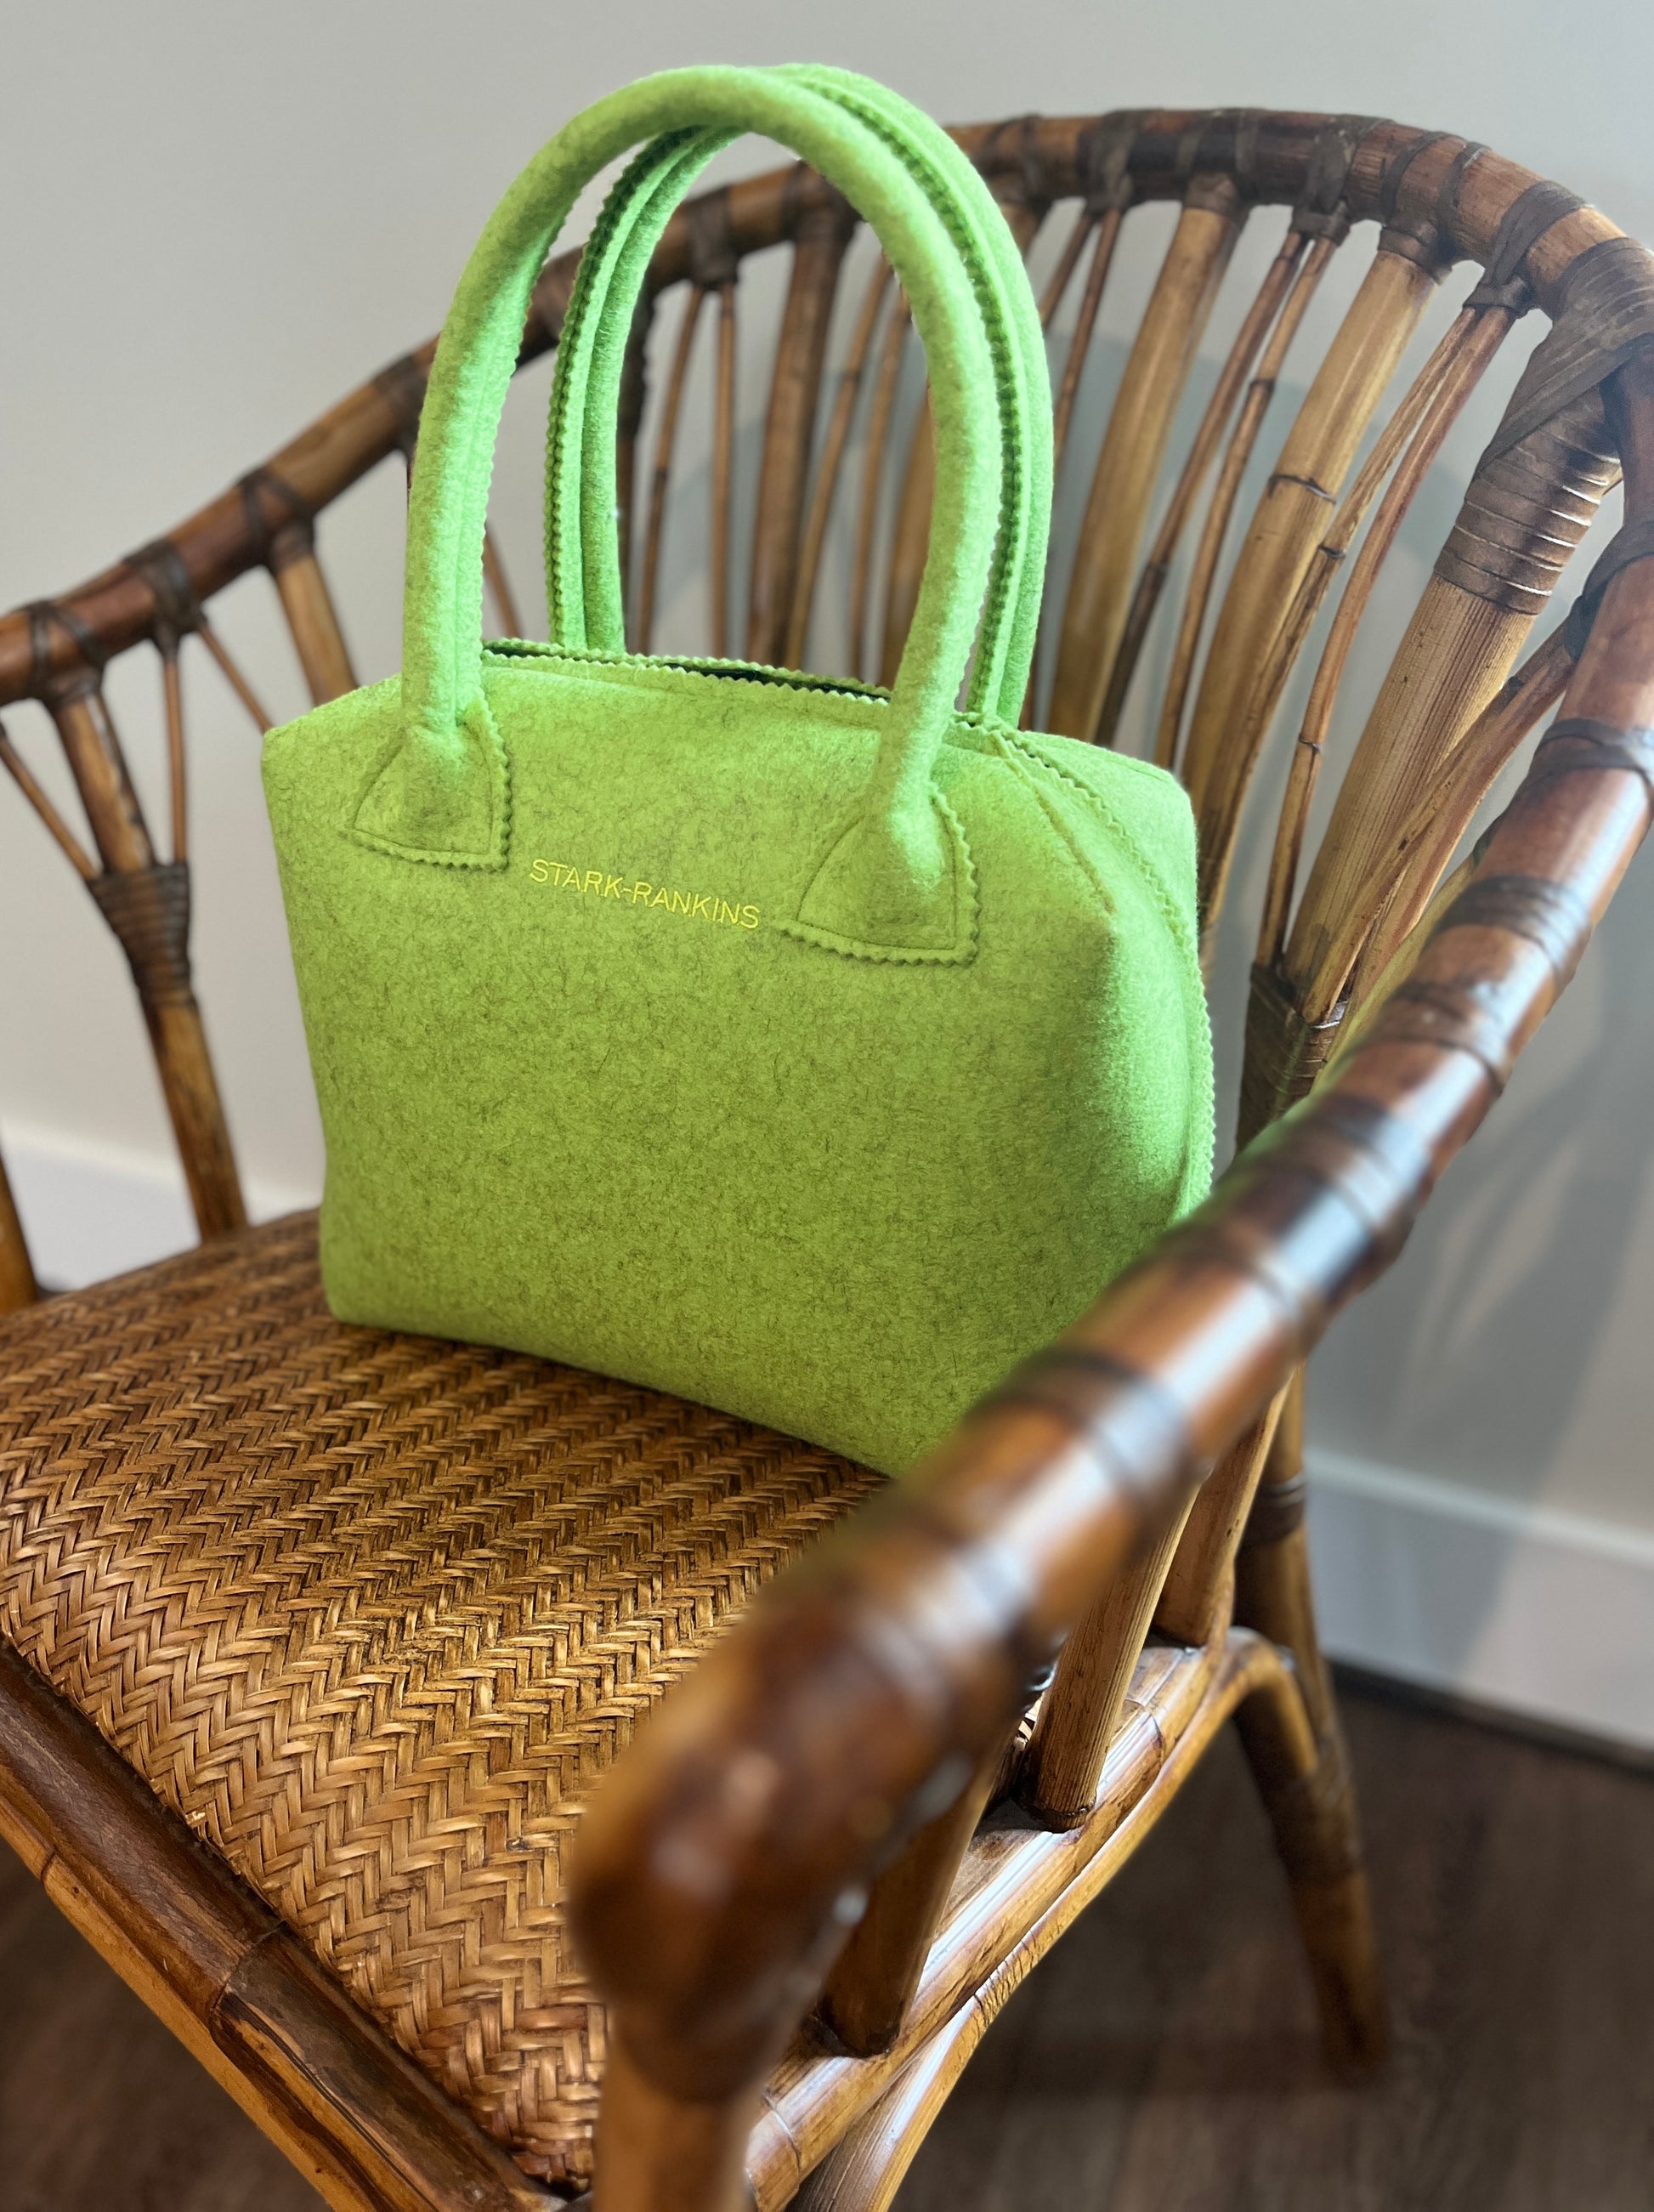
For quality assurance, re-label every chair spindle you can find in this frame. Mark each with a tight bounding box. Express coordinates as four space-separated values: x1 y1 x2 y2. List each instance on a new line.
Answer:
1255 303 1520 971
273 546 357 705
160 643 188 864
0 1159 36 1313
197 618 273 734
1096 227 1310 750
1329 632 1574 1010
747 194 858 668
711 279 738 661
851 289 912 683
482 527 524 640
1287 390 1620 1018
1051 207 1124 477
0 720 98 880
240 468 357 705
637 283 707 654
36 667 246 1240
813 1738 1008 2059
1047 184 1245 746
784 257 893 671
1181 244 1441 935
1154 232 1336 770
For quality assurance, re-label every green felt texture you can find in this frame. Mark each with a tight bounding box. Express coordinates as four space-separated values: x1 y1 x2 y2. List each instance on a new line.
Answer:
263 66 1215 1478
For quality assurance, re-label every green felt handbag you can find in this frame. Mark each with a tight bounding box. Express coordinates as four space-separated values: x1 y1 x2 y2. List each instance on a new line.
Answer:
263 65 1214 1478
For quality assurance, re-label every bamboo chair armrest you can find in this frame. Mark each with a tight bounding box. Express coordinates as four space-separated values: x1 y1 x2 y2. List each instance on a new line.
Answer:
568 366 1654 2132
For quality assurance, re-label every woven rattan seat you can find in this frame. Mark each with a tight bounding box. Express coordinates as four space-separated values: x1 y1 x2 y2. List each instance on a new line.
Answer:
0 1211 880 2187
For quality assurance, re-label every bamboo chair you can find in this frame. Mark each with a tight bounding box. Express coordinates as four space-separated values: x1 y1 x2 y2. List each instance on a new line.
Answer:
2 111 1652 2212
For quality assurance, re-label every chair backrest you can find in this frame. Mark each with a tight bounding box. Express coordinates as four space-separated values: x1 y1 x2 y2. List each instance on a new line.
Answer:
1 110 1646 1310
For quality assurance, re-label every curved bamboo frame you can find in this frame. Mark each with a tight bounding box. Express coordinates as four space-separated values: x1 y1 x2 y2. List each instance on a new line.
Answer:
573 434 1654 2209
0 113 1629 1240
2 107 1652 2212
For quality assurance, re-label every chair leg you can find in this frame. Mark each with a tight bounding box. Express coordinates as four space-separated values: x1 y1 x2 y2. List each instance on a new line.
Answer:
592 2036 758 2212
1232 1376 1389 2075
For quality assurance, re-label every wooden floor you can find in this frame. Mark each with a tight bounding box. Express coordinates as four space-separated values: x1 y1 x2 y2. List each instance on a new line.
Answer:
2 1684 1651 2210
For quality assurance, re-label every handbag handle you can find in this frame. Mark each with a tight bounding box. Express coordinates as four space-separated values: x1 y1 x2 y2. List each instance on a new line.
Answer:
357 67 1029 960
543 125 739 649
793 65 1050 724
542 65 1051 725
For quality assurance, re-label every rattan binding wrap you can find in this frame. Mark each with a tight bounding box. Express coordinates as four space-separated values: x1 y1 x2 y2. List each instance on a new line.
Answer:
0 1213 880 2188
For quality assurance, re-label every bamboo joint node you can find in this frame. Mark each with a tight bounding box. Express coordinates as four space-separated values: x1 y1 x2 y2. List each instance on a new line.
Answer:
88 861 194 1008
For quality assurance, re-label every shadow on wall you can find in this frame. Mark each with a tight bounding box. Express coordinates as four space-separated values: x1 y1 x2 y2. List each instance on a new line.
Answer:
1310 842 1654 1538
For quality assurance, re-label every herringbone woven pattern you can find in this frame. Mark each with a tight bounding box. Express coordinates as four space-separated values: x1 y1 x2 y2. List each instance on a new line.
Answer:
0 1213 881 2186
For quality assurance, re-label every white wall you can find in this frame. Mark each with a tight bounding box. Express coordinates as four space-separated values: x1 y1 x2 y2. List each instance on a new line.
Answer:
3 0 1652 1745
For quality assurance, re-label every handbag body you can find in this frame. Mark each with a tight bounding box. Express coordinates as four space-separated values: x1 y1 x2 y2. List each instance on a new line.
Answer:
263 65 1214 1475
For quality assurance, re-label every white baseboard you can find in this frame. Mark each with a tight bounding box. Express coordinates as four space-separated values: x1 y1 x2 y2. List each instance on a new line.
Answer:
2 1124 314 1290
1307 1447 1654 1754
5 1129 1651 1752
